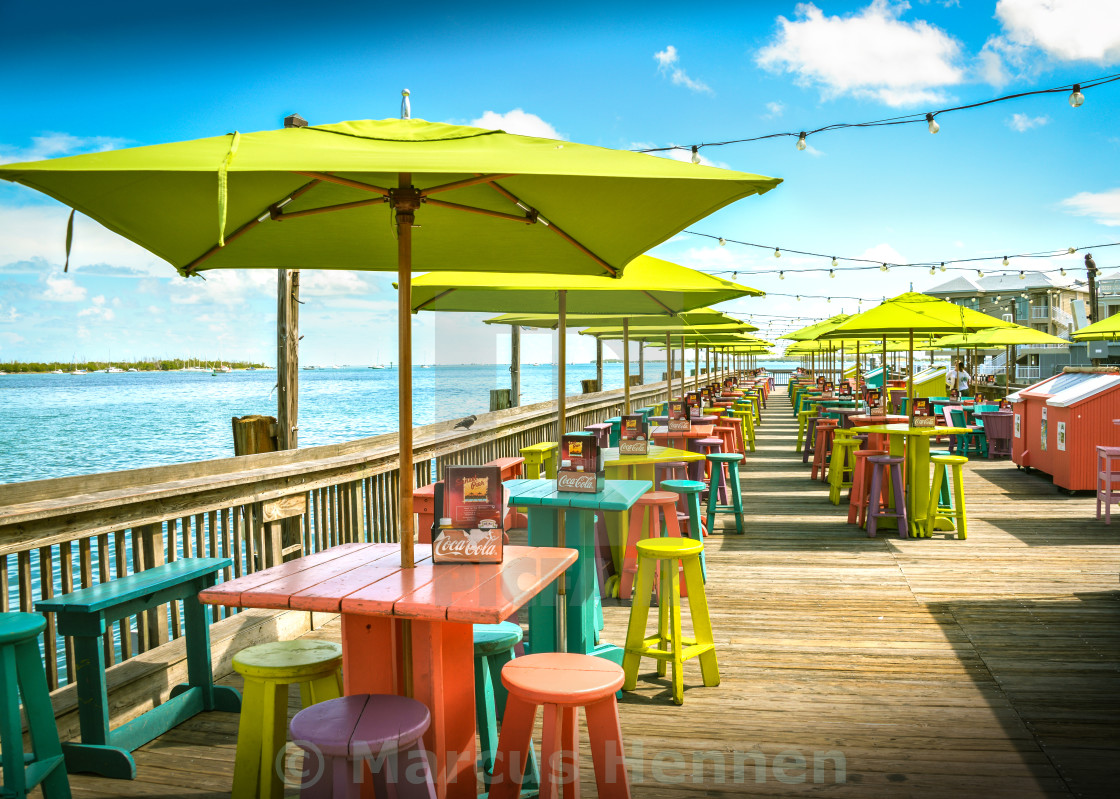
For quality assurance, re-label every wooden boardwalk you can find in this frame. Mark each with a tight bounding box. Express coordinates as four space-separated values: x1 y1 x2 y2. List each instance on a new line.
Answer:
53 392 1120 797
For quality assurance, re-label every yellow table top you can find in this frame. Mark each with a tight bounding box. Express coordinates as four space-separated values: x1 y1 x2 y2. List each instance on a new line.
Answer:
601 444 704 466
860 423 970 436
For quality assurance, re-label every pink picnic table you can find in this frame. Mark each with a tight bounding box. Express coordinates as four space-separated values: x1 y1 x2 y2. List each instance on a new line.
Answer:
199 542 576 799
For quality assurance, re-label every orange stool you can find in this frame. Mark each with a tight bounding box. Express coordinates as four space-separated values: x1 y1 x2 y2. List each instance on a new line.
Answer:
415 482 438 544
714 420 744 455
811 419 838 481
849 449 887 526
489 653 629 799
619 492 683 600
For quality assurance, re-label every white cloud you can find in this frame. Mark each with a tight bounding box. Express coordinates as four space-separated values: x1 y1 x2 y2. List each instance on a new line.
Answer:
0 132 128 165
763 101 785 118
654 45 714 95
0 301 17 324
300 270 374 297
78 305 115 321
1060 188 1120 226
91 295 106 306
42 273 87 302
995 0 1120 63
471 110 565 140
1007 113 1049 132
755 1 965 107
167 270 274 306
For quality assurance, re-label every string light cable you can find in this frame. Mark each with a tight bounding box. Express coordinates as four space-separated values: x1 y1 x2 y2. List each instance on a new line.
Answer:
638 72 1120 157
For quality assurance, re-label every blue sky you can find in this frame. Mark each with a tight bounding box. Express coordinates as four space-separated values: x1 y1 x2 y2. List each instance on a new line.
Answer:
1 0 1118 365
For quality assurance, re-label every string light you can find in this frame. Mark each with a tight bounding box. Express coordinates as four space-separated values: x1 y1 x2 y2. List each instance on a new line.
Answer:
1019 270 1026 279
690 145 700 164
940 262 946 272
1069 84 1085 107
930 266 937 275
774 247 781 258
718 237 726 246
829 269 835 278
880 263 889 272
926 113 940 134
796 132 807 151
978 270 984 278
779 271 785 280
1060 267 1067 276
831 257 838 267
1003 256 1010 266
1068 247 1076 254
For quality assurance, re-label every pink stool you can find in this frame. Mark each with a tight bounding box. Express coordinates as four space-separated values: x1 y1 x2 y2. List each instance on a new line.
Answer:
489 654 630 799
849 449 888 526
1097 446 1120 524
290 694 436 798
691 437 725 498
620 492 684 600
584 422 612 450
654 461 688 489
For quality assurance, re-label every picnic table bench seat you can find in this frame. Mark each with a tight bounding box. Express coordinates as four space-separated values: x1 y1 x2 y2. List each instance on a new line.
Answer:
35 557 241 779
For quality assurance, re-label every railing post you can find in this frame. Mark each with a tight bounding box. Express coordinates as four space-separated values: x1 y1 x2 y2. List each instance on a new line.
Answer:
135 523 168 650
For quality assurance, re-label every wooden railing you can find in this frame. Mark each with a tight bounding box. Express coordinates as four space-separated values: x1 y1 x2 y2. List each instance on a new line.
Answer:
0 376 697 692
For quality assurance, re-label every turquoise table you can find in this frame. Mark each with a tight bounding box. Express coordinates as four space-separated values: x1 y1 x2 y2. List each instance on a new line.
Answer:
504 478 650 665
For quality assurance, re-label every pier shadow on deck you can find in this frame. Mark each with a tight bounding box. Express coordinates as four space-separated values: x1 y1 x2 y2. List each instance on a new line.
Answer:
50 392 1120 798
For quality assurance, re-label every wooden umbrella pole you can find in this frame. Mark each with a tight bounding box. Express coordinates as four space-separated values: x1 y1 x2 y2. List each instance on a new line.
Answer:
395 173 417 571
665 332 672 396
908 329 915 425
694 344 699 393
1005 345 1011 396
558 290 567 440
623 319 631 414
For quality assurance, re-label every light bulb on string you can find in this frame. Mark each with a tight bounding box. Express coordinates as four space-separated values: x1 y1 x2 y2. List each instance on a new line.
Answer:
779 271 785 280
1060 267 1067 276
1068 247 1076 254
1003 256 1009 266
796 132 807 151
831 257 838 267
926 112 939 134
829 269 835 279
774 247 781 258
940 262 946 272
796 295 801 302
978 269 984 278
718 237 726 246
690 146 701 164
732 272 738 279
929 266 936 275
880 263 889 272
1019 271 1025 280
1069 84 1085 108
826 297 831 303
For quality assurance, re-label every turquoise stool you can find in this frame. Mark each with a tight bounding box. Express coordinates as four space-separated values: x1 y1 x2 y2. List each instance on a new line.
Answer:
473 623 540 792
705 452 745 534
605 416 622 447
0 614 71 799
660 479 708 581
930 449 952 509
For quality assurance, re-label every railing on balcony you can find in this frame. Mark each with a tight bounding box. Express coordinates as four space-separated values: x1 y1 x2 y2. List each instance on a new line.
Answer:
1016 366 1041 380
0 374 706 694
1030 306 1050 320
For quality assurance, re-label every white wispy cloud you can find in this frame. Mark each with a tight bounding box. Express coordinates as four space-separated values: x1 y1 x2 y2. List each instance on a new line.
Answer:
78 305 115 321
1007 113 1049 132
0 132 128 165
300 270 377 297
1060 188 1120 226
41 273 87 302
755 1 965 107
763 101 785 118
654 45 714 95
471 110 565 140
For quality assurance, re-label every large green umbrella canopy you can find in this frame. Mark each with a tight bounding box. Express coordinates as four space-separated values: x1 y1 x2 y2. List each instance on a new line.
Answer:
780 314 853 341
410 257 763 417
1 117 781 570
939 324 1069 391
482 307 751 330
1072 311 1120 341
818 292 1012 417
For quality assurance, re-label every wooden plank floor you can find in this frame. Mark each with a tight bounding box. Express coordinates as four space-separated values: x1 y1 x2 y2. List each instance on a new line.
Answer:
53 391 1120 798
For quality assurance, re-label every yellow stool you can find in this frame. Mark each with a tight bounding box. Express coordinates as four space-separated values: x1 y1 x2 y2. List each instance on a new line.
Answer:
232 639 343 799
927 454 969 539
519 442 558 479
827 429 861 505
796 409 816 452
731 406 756 452
622 537 719 705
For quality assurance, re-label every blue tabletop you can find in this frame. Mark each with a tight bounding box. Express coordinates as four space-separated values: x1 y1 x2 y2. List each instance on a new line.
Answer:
504 478 651 512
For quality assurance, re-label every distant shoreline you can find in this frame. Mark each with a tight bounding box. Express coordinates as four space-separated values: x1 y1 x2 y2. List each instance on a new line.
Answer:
0 360 270 373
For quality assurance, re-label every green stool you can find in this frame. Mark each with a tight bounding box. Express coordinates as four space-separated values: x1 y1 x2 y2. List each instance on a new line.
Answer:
0 614 70 799
473 623 540 792
930 449 952 509
705 452 745 534
827 430 860 505
660 479 708 581
928 455 969 539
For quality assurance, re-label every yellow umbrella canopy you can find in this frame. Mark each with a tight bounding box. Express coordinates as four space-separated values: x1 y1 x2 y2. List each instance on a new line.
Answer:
1072 311 1120 341
482 307 753 330
780 314 853 341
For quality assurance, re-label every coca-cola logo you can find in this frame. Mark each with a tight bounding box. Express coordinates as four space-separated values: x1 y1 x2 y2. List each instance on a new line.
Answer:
619 440 648 456
433 528 502 562
557 472 597 491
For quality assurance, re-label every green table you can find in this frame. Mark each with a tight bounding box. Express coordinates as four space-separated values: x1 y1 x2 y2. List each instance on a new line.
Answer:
504 478 650 664
859 424 970 538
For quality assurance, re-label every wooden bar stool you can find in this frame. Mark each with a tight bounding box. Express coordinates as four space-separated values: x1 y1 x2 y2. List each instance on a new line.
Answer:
619 492 683 600
827 429 860 505
1097 446 1120 524
232 640 343 799
660 479 708 581
866 455 908 539
654 460 688 489
802 415 823 463
706 452 745 535
691 436 724 485
290 694 436 799
849 449 888 526
584 422 612 450
489 654 630 799
0 613 70 799
811 419 839 481
622 538 719 705
927 455 969 539
714 419 745 455
474 623 540 790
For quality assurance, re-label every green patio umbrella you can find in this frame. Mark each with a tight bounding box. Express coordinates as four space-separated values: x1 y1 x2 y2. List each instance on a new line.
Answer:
409 255 763 420
1072 311 1120 341
938 324 1069 391
817 292 1011 419
1 116 780 569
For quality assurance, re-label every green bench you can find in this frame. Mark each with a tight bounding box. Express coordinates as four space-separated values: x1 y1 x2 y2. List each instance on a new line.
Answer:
35 557 241 779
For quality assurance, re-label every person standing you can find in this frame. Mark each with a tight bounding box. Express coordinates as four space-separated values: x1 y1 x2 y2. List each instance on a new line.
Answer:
946 360 971 398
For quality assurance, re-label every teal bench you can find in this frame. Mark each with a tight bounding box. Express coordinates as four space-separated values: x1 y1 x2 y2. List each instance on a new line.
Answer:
35 557 241 779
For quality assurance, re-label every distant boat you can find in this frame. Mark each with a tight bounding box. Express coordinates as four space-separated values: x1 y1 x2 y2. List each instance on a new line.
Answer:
246 366 256 371
127 367 139 372
106 366 124 373
71 369 87 375
212 363 231 375
51 369 64 374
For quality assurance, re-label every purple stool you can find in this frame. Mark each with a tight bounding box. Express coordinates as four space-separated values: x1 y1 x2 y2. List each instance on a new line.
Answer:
654 460 688 489
692 437 726 503
866 455 908 539
802 416 823 464
290 694 436 799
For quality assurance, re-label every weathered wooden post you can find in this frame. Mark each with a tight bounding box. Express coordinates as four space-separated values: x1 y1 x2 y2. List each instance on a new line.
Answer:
277 269 300 450
510 324 521 406
595 336 603 392
638 340 644 384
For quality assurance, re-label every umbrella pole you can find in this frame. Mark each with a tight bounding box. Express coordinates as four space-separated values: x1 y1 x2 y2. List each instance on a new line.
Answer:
694 344 699 393
396 175 416 572
665 332 672 396
638 340 644 385
558 290 567 440
680 334 685 398
908 329 915 425
1006 345 1011 396
510 324 521 407
623 319 631 414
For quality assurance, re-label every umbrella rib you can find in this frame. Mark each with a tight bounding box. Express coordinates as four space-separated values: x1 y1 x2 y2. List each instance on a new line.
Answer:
422 174 515 195
295 171 391 196
485 180 617 277
421 196 535 224
181 179 321 275
413 288 456 313
275 197 388 219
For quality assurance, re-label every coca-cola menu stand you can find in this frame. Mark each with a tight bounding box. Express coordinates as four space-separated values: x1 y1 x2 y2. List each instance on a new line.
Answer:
504 478 651 663
199 541 575 799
